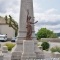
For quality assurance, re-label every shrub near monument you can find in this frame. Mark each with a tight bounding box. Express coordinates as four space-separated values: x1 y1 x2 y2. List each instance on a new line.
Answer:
36 28 58 40
4 43 15 51
41 42 50 50
51 46 60 53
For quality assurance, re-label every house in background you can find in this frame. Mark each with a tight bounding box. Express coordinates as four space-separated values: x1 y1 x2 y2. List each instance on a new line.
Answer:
0 16 18 39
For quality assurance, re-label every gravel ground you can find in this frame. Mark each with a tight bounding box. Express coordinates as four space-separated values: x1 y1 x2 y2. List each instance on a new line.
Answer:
1 41 60 60
3 52 11 60
0 41 15 60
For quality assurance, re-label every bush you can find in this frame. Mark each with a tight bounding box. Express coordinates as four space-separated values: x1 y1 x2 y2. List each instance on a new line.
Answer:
50 46 60 53
41 42 50 50
36 28 58 40
4 43 15 51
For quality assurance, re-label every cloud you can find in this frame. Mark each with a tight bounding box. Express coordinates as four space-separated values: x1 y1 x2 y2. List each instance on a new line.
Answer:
0 0 60 33
34 8 60 33
36 20 60 26
0 0 20 22
45 8 58 14
35 24 60 33
35 8 60 25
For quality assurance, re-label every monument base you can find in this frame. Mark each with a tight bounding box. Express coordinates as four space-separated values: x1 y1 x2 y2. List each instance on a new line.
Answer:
11 40 23 60
11 40 44 60
21 40 36 60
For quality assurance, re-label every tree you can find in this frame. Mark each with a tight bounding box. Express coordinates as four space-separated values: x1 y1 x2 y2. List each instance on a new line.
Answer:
41 42 50 50
36 28 58 40
4 15 18 37
9 15 12 27
5 16 8 24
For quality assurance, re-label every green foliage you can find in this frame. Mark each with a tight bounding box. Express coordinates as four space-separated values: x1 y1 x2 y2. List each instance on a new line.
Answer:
41 42 50 50
5 43 15 51
15 30 18 37
9 15 18 36
51 46 60 53
5 16 8 24
9 15 12 27
4 15 18 37
36 28 57 40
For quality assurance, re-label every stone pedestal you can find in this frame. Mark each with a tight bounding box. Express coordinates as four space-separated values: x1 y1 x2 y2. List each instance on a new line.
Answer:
2 46 8 53
11 40 23 60
11 40 40 60
11 51 22 60
21 40 36 60
0 53 3 60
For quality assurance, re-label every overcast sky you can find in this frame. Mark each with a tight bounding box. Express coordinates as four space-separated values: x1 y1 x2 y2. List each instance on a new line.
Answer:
0 0 60 33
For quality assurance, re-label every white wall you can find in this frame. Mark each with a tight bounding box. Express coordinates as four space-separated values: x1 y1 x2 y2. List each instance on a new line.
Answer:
0 24 15 38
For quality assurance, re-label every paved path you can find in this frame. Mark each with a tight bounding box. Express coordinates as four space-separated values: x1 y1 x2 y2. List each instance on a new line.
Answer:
2 51 60 60
1 42 60 60
3 52 11 60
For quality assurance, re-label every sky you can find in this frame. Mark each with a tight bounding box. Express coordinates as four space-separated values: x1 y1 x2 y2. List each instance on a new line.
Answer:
0 0 60 33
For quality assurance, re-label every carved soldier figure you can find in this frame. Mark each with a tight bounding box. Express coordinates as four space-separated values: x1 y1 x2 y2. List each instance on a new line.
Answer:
26 10 38 40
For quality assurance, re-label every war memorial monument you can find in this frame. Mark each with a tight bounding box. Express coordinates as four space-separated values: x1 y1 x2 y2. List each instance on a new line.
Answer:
11 0 42 60
0 0 60 60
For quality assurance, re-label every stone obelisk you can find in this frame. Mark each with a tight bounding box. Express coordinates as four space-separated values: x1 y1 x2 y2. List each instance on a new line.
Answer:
11 0 41 60
18 0 36 40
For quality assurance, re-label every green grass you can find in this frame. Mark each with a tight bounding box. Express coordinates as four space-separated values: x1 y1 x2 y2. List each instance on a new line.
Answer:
4 43 15 51
50 46 60 53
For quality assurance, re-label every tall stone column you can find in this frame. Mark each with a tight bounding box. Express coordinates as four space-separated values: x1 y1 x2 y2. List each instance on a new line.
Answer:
11 0 42 60
18 0 36 40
